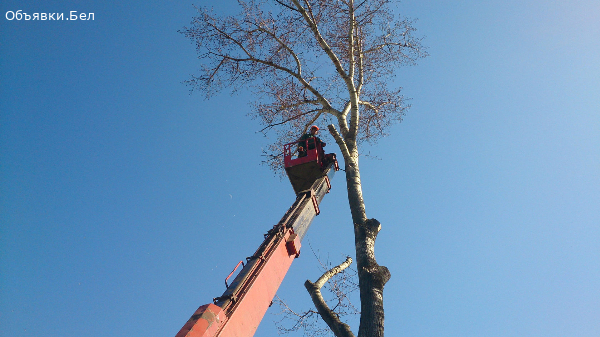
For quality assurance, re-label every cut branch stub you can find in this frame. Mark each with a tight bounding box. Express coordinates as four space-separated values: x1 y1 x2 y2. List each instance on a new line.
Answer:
354 218 389 337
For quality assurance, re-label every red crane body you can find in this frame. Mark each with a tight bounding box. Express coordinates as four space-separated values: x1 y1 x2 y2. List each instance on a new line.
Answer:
176 142 338 337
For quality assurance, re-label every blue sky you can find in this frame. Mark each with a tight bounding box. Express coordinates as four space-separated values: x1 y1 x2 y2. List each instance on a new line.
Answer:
1 1 599 336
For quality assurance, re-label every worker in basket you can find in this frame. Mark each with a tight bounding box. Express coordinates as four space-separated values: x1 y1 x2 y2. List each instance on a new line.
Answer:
297 125 326 158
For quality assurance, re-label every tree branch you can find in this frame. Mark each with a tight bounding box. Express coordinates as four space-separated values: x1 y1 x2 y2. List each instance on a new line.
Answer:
364 41 410 54
305 256 355 337
347 0 356 83
291 0 350 82
205 13 341 118
328 124 351 159
303 110 324 133
250 22 304 77
358 100 378 112
274 0 299 12
259 108 322 133
356 31 365 94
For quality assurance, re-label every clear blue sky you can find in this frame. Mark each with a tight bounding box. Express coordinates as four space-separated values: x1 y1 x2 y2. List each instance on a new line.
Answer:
1 1 599 336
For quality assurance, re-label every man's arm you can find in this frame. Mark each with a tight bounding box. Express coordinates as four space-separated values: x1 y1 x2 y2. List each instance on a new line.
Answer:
316 136 326 147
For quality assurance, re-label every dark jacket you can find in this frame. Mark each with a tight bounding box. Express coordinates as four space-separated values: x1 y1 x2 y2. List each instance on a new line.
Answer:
298 133 325 150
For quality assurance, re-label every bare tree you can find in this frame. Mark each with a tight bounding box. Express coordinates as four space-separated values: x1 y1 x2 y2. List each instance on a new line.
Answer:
181 0 426 336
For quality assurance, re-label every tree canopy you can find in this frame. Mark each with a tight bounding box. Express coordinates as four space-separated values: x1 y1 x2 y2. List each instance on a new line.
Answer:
181 0 426 169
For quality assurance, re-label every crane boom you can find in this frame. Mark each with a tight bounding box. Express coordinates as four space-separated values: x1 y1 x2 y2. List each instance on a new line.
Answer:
176 162 336 337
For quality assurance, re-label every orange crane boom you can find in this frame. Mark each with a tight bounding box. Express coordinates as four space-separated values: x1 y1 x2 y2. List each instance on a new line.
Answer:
176 161 337 337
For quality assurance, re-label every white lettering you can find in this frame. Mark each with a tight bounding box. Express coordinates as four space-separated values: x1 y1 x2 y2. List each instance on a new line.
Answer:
5 10 88 22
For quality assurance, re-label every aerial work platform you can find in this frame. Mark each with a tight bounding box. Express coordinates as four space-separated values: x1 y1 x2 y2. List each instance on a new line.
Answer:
284 139 338 195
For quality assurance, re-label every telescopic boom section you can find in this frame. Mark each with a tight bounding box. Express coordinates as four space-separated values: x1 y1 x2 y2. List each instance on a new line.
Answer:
176 162 337 337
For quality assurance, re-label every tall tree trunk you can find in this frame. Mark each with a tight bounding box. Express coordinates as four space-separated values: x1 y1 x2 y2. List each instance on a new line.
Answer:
345 155 367 225
344 155 391 337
